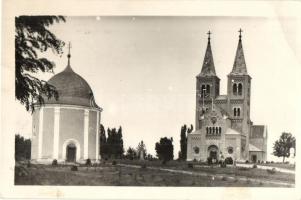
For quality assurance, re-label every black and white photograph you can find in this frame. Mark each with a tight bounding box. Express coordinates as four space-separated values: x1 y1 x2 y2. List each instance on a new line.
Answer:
1 0 301 199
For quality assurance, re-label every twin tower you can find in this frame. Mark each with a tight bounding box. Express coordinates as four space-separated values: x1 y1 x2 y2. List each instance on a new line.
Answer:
195 29 251 136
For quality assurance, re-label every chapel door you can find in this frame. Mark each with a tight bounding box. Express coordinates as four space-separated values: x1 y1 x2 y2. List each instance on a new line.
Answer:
251 155 257 163
66 143 76 162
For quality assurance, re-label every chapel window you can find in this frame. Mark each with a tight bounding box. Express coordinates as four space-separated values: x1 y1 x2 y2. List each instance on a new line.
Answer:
233 83 237 95
238 83 243 95
219 127 222 134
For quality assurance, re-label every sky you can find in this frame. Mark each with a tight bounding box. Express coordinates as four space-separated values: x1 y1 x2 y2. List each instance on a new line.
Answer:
14 16 300 160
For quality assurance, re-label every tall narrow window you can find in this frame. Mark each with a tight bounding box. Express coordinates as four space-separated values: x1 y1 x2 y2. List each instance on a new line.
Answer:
237 108 241 117
201 85 206 97
238 83 243 95
209 127 212 134
234 108 237 116
233 83 237 95
215 127 218 135
206 84 210 96
212 127 215 134
219 127 222 134
206 127 209 134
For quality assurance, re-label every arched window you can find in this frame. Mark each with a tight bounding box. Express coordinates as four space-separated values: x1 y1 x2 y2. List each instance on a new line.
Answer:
206 127 209 134
234 108 237 116
215 127 218 135
238 83 243 95
237 108 241 117
212 127 215 134
219 127 222 134
209 127 212 134
201 85 206 97
206 84 210 96
233 83 237 95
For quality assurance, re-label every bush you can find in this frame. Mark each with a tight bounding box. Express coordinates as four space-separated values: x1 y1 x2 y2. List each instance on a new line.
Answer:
225 157 233 165
85 158 92 166
52 159 58 166
187 163 193 168
252 164 257 168
112 160 117 165
193 158 197 162
71 165 78 171
245 160 249 164
267 168 276 174
271 161 274 163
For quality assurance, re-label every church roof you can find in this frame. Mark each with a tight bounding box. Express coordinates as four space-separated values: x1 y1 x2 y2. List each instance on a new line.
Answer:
249 143 263 152
230 29 248 75
198 31 217 77
224 128 241 135
44 50 101 109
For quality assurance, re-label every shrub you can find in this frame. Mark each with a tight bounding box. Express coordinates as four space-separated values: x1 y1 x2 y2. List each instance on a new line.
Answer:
187 163 193 168
193 158 197 162
225 157 233 165
245 160 249 164
271 161 274 163
252 164 257 168
71 165 78 171
220 162 226 168
112 160 117 165
85 158 92 166
52 159 58 166
267 168 276 174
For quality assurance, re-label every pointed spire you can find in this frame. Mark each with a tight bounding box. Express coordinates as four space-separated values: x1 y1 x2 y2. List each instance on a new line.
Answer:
199 31 216 77
64 42 73 72
231 29 248 75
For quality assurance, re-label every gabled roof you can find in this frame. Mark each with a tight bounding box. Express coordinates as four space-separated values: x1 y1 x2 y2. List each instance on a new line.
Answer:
224 128 241 135
249 143 263 152
230 31 248 75
198 34 217 77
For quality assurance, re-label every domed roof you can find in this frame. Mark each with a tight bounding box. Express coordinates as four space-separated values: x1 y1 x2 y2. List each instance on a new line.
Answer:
45 62 100 109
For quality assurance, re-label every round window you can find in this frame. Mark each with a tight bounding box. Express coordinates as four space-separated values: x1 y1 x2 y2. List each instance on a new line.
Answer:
193 146 200 154
227 147 233 154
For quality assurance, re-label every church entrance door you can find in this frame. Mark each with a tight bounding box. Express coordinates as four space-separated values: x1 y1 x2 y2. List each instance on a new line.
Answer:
208 145 219 162
251 155 257 163
66 143 76 162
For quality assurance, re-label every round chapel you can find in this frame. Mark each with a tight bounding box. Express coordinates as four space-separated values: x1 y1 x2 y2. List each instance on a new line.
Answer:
31 52 102 163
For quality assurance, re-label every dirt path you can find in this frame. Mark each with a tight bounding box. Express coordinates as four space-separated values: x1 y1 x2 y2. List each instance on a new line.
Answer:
118 163 295 187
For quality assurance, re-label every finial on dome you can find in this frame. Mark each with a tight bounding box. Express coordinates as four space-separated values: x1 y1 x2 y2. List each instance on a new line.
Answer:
67 42 72 66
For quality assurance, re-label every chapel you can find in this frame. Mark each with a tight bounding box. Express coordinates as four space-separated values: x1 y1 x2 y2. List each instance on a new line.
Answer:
31 46 102 163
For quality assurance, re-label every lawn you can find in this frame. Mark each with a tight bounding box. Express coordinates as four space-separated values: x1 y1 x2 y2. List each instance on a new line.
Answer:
15 160 294 187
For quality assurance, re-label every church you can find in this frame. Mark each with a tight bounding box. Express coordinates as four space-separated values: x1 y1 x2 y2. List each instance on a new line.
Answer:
31 47 102 163
187 30 267 163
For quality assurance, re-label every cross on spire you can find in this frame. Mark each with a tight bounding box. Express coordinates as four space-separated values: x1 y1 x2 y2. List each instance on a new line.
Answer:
238 28 243 40
67 42 71 65
207 30 212 41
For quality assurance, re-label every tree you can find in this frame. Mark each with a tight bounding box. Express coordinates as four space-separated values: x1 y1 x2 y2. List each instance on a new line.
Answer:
15 16 66 111
125 147 137 160
106 126 124 159
15 134 31 161
136 140 147 160
273 132 296 163
155 137 174 163
99 124 107 159
178 124 193 160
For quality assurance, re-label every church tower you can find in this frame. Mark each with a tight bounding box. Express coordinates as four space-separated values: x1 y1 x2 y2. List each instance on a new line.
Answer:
195 31 220 129
227 29 251 137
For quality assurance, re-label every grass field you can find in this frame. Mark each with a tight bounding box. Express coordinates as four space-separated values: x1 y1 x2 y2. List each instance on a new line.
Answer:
15 160 294 187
